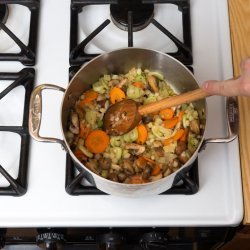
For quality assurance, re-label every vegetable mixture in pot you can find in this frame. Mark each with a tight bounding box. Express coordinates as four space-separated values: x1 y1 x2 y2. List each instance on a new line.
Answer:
66 68 204 184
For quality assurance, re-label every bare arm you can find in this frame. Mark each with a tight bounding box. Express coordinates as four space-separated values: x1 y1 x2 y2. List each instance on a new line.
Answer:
201 58 250 97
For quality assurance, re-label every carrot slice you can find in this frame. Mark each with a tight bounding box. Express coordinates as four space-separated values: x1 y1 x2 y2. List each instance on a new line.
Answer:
159 108 174 120
172 129 184 141
142 156 156 165
79 122 90 139
109 87 126 104
163 137 174 146
85 89 98 100
85 130 109 154
136 124 148 144
178 110 185 122
132 81 144 89
163 117 178 129
74 148 87 161
163 129 185 146
151 165 161 176
130 175 143 184
180 128 189 142
135 156 147 168
79 90 98 107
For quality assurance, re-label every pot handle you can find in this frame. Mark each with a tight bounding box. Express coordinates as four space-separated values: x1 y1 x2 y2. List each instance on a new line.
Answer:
200 96 239 151
29 84 67 149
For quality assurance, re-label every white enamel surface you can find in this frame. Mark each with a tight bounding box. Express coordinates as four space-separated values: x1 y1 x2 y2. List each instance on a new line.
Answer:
0 0 243 227
78 4 182 53
0 5 30 53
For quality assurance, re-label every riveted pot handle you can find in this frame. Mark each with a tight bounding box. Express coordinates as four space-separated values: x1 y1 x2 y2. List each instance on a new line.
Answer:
200 96 239 151
29 84 67 149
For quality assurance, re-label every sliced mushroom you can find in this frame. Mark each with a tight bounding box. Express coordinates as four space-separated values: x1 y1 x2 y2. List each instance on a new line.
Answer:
152 140 162 148
142 115 154 124
163 168 172 177
109 79 120 86
178 150 190 164
154 147 165 157
147 75 158 92
190 119 200 134
168 158 181 171
123 159 135 175
149 173 162 182
69 112 79 134
142 165 152 180
108 172 119 182
117 78 128 88
65 131 74 145
85 159 99 174
98 158 112 170
175 141 187 155
117 172 127 182
125 143 146 155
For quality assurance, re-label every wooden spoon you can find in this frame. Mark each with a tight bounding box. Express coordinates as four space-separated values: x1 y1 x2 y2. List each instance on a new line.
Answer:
103 88 211 136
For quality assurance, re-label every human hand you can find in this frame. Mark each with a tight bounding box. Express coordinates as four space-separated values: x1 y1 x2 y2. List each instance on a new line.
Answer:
201 58 250 97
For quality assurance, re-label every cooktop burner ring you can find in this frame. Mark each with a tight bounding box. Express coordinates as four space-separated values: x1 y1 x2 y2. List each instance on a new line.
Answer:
110 4 154 32
0 4 8 27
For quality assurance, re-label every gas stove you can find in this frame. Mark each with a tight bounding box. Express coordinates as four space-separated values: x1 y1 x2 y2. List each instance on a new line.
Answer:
0 0 243 249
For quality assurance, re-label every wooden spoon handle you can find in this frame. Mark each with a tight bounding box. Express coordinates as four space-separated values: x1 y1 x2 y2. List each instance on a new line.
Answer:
138 88 211 115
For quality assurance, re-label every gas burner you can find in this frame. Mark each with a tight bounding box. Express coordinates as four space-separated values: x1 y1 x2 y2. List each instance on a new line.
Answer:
70 0 192 66
0 1 40 65
0 4 8 26
110 3 154 32
0 68 34 196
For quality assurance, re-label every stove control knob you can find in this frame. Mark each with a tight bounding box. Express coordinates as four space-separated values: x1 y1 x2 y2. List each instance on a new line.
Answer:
140 232 168 249
98 232 126 250
0 229 6 249
36 229 65 250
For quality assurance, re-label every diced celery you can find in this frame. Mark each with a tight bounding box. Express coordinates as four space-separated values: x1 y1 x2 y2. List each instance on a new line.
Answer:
126 84 144 99
123 127 138 142
110 136 123 147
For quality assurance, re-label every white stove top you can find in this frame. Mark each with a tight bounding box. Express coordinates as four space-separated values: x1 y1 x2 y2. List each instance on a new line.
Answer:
0 0 243 227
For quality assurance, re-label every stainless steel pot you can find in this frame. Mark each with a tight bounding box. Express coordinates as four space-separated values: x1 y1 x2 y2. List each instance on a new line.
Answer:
29 48 239 197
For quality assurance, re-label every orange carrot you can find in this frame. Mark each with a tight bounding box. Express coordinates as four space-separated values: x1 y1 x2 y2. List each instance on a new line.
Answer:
163 129 185 146
159 108 174 120
130 175 143 184
172 129 184 141
163 117 178 129
163 137 174 146
135 156 147 168
180 128 189 142
84 89 98 100
85 130 109 154
132 81 144 89
109 87 126 104
151 165 161 176
142 156 156 165
79 90 98 107
141 156 161 176
178 110 185 122
79 123 90 139
74 149 85 160
136 124 148 144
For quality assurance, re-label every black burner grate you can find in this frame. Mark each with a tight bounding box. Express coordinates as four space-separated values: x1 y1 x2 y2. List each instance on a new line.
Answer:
0 1 40 66
0 68 34 196
70 0 192 66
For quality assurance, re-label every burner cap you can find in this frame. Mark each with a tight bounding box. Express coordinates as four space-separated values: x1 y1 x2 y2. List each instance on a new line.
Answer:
110 4 154 32
0 4 8 25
